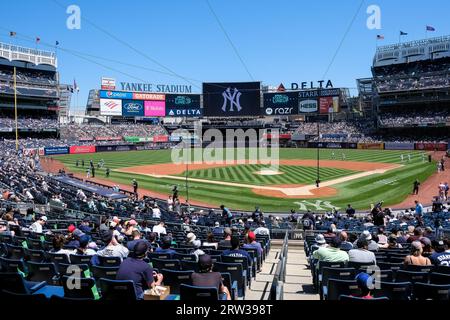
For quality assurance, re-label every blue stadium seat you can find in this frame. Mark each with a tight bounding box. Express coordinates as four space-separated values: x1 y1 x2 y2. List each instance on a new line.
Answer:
161 269 193 294
213 261 246 298
97 255 122 267
179 284 219 301
26 261 59 285
99 278 137 301
373 281 412 300
413 282 450 300
326 279 359 301
60 275 98 300
152 258 180 271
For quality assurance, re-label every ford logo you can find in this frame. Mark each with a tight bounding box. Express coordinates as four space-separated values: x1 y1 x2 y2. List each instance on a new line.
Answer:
125 103 142 111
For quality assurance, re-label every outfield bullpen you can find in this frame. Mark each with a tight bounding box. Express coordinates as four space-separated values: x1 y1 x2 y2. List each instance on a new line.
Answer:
54 148 435 212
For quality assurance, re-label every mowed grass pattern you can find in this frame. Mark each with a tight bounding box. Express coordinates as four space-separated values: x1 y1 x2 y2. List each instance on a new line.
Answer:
183 164 357 186
54 148 435 212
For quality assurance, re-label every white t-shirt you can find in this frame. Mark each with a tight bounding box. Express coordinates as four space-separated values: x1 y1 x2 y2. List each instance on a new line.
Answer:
97 244 129 261
30 221 43 233
152 208 161 219
152 225 167 236
254 227 270 237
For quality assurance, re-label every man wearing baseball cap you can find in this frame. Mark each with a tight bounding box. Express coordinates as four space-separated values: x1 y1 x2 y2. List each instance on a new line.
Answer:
191 254 231 300
30 215 47 234
243 231 263 259
117 241 163 299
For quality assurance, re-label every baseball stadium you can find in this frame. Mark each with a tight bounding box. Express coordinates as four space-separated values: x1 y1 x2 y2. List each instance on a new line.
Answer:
1 0 450 309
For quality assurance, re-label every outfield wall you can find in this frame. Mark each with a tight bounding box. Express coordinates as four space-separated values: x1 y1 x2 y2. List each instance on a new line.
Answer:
40 141 449 156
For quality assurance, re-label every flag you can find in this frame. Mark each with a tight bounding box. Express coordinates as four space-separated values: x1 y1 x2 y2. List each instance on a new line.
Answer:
73 79 79 92
377 35 385 40
36 37 41 43
9 31 16 37
55 41 59 46
426 25 435 32
400 31 408 36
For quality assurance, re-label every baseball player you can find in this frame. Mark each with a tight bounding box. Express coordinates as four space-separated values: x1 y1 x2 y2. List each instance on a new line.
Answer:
331 151 335 160
342 153 346 161
400 154 404 162
408 154 411 162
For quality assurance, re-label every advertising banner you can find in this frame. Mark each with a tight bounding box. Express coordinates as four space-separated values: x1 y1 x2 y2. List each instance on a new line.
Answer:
319 97 334 114
144 100 166 116
153 135 169 143
100 99 123 116
124 136 140 143
96 145 137 152
384 142 415 150
133 93 165 101
44 146 69 155
308 142 356 149
122 100 144 117
101 77 116 90
99 90 133 100
291 133 306 141
298 98 318 113
165 94 201 108
263 92 299 116
415 142 448 151
203 82 261 116
166 107 203 117
357 143 385 150
95 136 123 141
69 145 96 154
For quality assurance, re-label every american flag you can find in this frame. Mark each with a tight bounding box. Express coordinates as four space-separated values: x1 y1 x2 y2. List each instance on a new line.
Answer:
376 35 385 40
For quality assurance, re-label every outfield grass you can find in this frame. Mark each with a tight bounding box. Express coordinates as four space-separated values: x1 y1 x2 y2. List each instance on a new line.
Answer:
54 148 435 212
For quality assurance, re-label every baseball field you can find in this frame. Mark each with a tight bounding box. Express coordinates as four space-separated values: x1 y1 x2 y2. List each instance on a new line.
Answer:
52 148 435 212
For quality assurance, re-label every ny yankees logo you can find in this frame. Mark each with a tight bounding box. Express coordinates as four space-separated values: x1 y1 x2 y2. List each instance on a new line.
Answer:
222 87 242 112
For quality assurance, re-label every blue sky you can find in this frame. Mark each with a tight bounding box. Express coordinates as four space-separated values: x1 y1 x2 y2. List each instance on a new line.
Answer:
1 0 449 110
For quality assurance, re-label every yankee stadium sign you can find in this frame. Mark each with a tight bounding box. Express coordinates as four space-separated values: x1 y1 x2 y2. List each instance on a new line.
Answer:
120 82 192 93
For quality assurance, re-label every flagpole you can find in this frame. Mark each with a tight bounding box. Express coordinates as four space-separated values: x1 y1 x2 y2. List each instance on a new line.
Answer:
13 67 19 152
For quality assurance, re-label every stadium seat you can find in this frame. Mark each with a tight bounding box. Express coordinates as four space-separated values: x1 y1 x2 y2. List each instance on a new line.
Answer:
326 279 360 301
430 272 450 285
180 260 200 272
48 252 70 265
321 267 356 300
213 261 246 298
404 264 434 273
173 253 197 262
1 290 48 301
377 261 404 271
209 254 222 263
0 272 46 295
26 261 59 285
373 281 412 300
221 255 251 287
148 252 173 260
0 257 26 273
161 269 193 294
98 278 137 301
69 254 93 266
26 239 44 250
395 270 429 284
179 284 219 301
347 261 376 271
433 265 450 275
57 263 90 279
413 282 450 300
152 258 181 271
97 255 122 267
6 244 26 260
90 265 119 283
60 275 98 300
24 249 45 263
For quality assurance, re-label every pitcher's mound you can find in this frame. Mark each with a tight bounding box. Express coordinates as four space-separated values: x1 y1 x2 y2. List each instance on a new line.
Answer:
255 169 283 176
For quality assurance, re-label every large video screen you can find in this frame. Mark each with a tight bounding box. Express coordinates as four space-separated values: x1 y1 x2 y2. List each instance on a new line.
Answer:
203 82 261 116
263 92 299 116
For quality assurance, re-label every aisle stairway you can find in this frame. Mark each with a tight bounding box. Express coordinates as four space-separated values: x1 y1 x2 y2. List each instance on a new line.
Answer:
245 240 319 300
